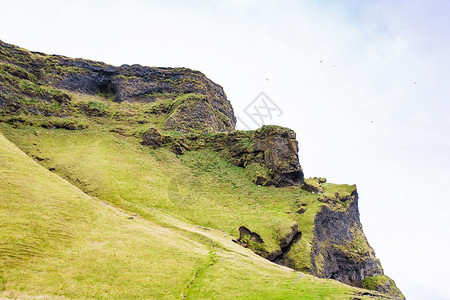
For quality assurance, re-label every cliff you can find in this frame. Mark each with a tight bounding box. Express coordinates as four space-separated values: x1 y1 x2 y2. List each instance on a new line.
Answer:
0 40 235 133
0 40 403 299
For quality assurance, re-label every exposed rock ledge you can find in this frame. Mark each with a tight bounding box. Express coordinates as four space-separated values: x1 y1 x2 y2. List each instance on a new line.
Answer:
142 125 304 187
0 39 235 133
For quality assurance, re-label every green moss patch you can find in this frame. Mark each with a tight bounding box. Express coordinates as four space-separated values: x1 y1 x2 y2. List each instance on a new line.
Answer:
363 275 404 299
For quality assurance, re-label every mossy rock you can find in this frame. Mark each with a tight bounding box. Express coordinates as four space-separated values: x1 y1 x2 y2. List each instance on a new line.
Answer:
40 117 88 130
302 178 324 193
164 95 219 134
244 163 270 186
363 275 405 299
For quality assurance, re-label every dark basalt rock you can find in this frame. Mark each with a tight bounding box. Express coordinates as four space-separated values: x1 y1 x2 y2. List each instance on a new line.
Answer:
141 128 164 149
279 187 403 298
238 226 264 245
0 40 235 133
51 59 236 133
140 125 304 187
253 126 304 186
311 189 385 287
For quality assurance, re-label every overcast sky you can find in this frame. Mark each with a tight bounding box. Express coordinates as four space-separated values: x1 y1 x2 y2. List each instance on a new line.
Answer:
1 1 450 299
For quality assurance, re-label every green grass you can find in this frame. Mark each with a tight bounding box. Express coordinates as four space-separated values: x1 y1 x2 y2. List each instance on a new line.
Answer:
0 124 305 253
0 131 384 299
0 115 371 276
0 43 399 298
0 132 208 298
0 87 395 299
187 252 356 300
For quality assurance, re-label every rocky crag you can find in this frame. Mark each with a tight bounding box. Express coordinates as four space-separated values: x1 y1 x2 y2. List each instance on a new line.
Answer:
0 40 235 133
0 40 403 299
142 125 303 186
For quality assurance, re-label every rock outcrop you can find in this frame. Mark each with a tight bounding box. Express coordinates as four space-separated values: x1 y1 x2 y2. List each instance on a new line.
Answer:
242 179 404 299
140 125 304 187
309 187 403 298
0 40 235 133
311 189 383 285
253 126 303 186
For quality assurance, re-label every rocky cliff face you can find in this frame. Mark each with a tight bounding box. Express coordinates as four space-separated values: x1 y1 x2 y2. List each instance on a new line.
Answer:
311 190 383 285
0 40 235 133
294 179 403 298
253 126 303 186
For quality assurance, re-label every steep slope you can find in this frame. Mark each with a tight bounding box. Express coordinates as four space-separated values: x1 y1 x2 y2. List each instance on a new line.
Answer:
0 40 403 299
0 132 392 299
0 132 209 298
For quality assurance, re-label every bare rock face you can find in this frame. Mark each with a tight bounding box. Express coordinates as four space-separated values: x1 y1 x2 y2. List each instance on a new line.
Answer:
309 189 404 299
252 126 304 186
53 61 236 133
311 189 383 284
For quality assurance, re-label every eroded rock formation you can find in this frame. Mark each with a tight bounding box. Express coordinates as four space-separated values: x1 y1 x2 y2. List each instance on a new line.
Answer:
140 125 304 187
0 40 235 133
311 190 383 285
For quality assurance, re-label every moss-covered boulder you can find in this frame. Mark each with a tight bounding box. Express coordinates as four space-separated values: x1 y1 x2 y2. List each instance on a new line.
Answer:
302 177 326 193
141 128 164 149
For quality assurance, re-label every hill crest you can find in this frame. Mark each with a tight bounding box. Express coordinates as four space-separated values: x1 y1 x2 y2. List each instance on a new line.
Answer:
0 40 403 299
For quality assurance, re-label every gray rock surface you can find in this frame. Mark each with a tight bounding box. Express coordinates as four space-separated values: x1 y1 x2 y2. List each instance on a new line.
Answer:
0 40 235 132
311 189 383 286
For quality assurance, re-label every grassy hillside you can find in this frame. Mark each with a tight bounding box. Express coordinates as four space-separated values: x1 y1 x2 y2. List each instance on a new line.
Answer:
0 114 318 263
0 131 386 299
0 40 402 299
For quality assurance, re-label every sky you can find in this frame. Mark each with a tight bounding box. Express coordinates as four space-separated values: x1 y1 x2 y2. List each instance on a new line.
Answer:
1 0 450 299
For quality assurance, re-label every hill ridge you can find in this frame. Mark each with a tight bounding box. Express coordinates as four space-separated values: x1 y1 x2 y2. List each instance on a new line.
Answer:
0 132 395 299
0 40 404 299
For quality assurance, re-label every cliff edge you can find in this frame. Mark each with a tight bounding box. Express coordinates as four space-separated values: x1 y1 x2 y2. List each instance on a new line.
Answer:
0 40 403 299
